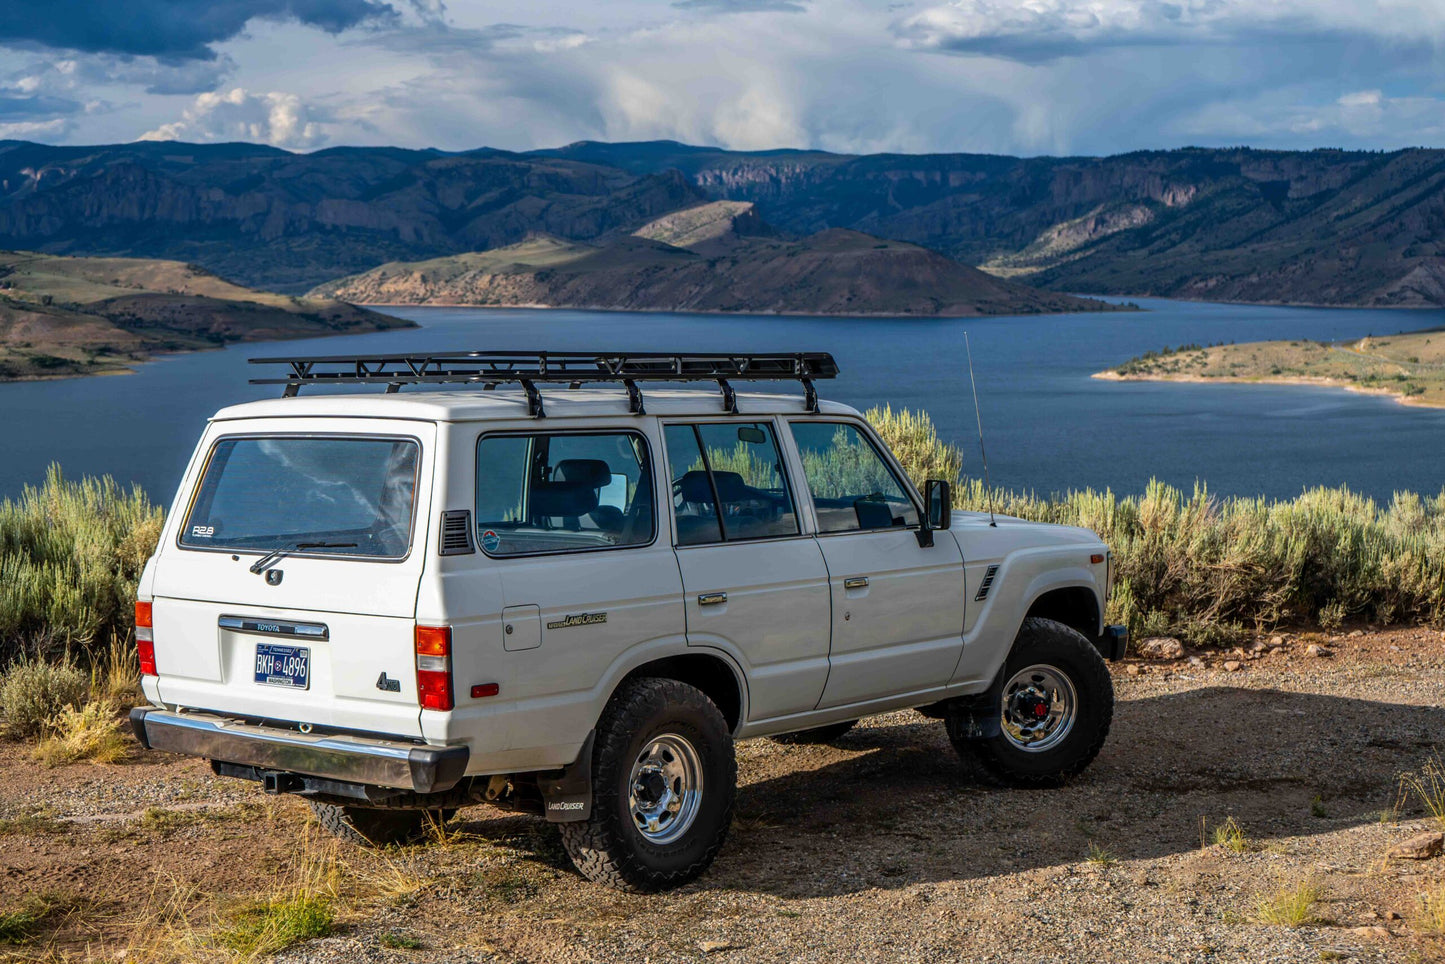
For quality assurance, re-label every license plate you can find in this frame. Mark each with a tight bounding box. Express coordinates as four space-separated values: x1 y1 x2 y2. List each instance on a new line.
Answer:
254 643 310 690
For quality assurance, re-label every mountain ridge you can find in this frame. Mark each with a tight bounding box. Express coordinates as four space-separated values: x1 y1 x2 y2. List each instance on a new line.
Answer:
3 138 1443 306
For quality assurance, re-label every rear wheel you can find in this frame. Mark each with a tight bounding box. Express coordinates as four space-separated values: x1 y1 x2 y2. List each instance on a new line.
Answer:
950 617 1113 788
560 677 736 892
768 720 858 745
308 801 452 847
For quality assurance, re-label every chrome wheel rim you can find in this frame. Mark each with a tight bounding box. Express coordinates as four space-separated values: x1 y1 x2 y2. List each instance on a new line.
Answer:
627 733 704 845
1000 664 1077 752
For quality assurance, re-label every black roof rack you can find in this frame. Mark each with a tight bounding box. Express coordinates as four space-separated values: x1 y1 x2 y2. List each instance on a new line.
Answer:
248 350 839 417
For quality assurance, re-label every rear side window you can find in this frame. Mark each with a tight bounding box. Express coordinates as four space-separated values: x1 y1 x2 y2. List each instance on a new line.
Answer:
181 436 419 558
788 421 919 532
664 421 799 545
475 432 655 556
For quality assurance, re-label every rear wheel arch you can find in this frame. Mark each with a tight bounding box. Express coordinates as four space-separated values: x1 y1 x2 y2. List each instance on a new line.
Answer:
616 652 745 733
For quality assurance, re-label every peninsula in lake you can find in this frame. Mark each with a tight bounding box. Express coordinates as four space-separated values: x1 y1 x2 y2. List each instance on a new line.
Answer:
0 251 409 380
1098 329 1445 408
310 201 1114 316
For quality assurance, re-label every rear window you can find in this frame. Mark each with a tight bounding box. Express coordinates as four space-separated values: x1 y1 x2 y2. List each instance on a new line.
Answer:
181 436 419 558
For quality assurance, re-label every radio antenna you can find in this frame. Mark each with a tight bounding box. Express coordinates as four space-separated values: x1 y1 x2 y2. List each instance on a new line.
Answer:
964 332 997 527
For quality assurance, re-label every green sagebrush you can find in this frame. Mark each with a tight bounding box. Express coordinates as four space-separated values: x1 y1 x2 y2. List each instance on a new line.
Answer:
0 465 162 662
2 413 1442 663
867 407 1445 641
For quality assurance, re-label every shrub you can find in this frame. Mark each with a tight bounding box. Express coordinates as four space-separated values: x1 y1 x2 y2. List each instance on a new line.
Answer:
1254 881 1324 927
0 658 88 738
866 407 1445 641
0 465 162 662
32 699 127 766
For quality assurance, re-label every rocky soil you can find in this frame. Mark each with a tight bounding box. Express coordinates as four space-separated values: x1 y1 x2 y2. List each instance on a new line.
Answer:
3 626 1445 963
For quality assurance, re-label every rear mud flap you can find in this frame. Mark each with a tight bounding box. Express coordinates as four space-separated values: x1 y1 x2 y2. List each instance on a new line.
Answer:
538 731 595 823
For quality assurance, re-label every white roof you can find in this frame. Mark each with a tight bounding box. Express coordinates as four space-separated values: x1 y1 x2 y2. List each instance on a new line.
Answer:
211 387 861 423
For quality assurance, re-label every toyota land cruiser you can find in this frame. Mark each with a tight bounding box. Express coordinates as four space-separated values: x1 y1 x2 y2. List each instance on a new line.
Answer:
129 350 1126 892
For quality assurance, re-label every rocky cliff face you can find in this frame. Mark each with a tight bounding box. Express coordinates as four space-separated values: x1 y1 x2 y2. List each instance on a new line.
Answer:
0 142 703 292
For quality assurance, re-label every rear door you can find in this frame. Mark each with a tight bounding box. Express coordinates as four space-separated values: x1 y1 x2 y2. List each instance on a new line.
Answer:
664 420 832 720
147 417 435 736
786 419 967 709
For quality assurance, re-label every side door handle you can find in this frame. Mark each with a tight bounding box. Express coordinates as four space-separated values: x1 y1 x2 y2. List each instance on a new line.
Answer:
843 576 869 590
698 592 728 606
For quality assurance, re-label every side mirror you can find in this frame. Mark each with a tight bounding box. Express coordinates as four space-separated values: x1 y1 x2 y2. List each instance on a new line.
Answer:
916 479 952 548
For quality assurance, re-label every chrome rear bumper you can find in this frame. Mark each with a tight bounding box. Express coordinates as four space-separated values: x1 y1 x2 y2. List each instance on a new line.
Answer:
129 707 469 793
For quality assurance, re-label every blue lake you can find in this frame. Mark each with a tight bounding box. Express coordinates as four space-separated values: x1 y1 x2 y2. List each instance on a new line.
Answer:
2 297 1443 504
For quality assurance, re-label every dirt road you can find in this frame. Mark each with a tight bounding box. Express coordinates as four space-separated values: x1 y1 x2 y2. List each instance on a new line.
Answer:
3 629 1444 963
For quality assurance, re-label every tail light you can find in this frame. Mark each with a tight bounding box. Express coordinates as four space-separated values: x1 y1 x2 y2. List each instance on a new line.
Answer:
135 600 157 677
415 625 453 711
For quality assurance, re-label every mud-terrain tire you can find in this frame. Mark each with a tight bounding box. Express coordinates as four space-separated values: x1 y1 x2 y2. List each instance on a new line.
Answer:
559 677 736 892
308 801 452 846
950 617 1113 789
768 720 858 745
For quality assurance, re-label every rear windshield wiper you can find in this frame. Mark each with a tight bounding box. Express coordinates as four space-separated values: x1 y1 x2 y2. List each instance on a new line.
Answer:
249 541 358 574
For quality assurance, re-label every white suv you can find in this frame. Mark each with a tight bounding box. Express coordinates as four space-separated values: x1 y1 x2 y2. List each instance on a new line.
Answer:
130 351 1125 892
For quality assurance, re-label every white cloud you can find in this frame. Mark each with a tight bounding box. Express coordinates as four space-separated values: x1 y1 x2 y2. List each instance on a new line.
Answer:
8 0 1445 156
894 0 1445 60
139 88 327 148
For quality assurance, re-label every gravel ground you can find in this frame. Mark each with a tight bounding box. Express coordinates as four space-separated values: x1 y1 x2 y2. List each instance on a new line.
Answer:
3 627 1444 963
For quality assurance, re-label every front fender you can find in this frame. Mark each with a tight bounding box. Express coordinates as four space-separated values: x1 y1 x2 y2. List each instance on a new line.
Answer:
952 546 1105 688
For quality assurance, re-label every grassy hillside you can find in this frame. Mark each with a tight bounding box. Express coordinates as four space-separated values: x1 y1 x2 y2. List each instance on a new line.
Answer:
0 251 410 380
1099 329 1445 407
311 203 1116 317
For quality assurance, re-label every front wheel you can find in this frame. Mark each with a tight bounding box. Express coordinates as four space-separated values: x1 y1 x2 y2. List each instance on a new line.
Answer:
560 678 736 892
950 617 1114 788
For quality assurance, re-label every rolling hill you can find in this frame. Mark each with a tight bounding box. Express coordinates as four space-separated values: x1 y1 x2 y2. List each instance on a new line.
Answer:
309 202 1113 317
0 251 408 380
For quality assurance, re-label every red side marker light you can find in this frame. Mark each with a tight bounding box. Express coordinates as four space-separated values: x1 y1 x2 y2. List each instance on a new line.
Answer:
470 682 500 699
1090 553 1105 564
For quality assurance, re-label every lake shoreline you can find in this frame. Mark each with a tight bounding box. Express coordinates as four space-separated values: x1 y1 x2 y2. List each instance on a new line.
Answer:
1092 369 1445 409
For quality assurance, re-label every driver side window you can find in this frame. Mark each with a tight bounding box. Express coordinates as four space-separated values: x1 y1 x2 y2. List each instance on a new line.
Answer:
664 421 799 546
788 421 919 533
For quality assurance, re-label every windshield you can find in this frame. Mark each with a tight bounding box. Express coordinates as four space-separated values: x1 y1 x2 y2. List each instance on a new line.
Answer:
181 436 419 558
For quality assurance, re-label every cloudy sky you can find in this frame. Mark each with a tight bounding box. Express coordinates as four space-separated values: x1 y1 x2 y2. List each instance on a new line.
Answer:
2 0 1443 156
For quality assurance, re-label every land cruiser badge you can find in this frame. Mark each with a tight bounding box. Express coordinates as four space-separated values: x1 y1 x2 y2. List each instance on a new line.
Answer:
547 612 607 630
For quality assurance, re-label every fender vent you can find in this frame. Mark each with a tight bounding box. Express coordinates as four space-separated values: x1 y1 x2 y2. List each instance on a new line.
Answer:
974 565 1000 602
440 510 474 555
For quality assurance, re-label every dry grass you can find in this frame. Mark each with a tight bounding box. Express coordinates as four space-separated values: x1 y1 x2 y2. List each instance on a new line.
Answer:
1254 881 1325 927
0 890 88 945
1208 816 1252 853
1416 882 1445 936
1085 841 1118 866
32 698 128 766
212 839 339 959
117 876 211 964
1398 754 1445 829
92 633 141 708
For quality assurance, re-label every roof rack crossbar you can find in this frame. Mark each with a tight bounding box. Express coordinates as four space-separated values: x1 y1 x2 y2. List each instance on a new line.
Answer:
248 351 838 413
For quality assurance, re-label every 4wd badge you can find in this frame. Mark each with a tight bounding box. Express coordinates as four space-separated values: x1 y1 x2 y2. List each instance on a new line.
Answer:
547 612 607 630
